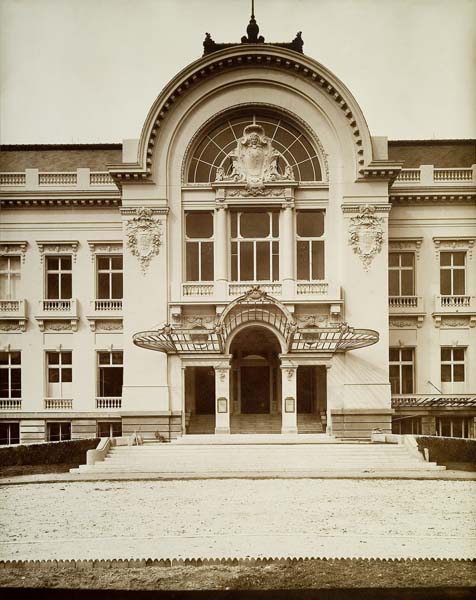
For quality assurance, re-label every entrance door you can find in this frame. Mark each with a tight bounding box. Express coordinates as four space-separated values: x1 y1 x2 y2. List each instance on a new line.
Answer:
241 366 270 413
297 365 315 413
195 367 215 414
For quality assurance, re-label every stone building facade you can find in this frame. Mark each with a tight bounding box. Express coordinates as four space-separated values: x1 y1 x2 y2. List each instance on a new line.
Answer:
1 23 475 444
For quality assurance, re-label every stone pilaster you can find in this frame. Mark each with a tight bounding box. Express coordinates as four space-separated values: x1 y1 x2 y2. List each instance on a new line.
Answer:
280 359 297 434
215 361 231 434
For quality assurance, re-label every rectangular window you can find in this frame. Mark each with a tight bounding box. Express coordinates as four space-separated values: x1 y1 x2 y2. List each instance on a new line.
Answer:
0 352 21 399
47 422 71 442
185 212 214 281
98 351 123 397
389 347 414 394
441 347 465 383
0 256 21 299
436 416 471 439
0 422 20 445
231 211 279 281
440 252 466 295
296 210 325 280
46 351 72 398
46 255 72 299
389 252 415 296
97 256 123 299
97 421 122 438
392 416 421 435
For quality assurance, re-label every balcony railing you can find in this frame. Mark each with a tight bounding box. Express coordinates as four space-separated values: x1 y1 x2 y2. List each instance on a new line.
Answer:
0 399 22 410
228 282 282 296
0 299 26 317
44 398 73 410
41 299 75 312
96 397 122 409
182 283 214 297
296 281 329 295
389 296 424 312
94 299 122 311
392 394 476 408
435 295 475 311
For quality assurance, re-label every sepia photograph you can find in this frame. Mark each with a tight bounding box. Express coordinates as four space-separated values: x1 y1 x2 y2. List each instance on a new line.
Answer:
0 0 475 597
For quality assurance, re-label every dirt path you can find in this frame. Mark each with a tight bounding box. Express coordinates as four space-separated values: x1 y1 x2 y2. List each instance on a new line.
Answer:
1 479 475 560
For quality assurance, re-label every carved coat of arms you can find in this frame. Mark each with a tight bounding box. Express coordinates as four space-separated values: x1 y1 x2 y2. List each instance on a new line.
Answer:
348 205 384 271
215 122 294 192
126 207 162 273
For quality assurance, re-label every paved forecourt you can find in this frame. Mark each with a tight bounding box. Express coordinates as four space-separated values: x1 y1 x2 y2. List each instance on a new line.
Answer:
1 479 475 561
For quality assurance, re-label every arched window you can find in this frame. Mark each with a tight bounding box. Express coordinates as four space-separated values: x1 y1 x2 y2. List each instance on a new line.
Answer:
186 109 322 184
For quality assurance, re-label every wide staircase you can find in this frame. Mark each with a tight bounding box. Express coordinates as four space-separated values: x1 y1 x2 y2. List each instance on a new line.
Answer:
187 413 324 434
71 436 445 478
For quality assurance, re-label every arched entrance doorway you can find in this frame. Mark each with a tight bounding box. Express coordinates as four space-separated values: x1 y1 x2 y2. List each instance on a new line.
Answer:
229 326 282 432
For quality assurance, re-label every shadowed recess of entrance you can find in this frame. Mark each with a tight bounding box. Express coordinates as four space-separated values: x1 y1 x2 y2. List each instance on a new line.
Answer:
229 325 281 433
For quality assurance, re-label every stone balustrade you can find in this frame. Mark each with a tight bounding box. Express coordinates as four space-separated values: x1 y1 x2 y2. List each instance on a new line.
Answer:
435 295 475 311
94 299 123 311
96 397 122 409
389 296 424 313
394 165 476 186
0 173 26 186
0 169 117 190
0 299 25 316
38 172 77 186
44 398 73 410
182 283 214 297
296 281 329 295
41 299 76 313
0 399 22 410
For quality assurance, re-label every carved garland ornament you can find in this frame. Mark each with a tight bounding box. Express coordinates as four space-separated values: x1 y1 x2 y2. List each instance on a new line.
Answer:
126 208 162 273
348 205 384 271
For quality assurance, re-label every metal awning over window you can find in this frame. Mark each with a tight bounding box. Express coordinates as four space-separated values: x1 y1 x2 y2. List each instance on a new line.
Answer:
133 287 379 355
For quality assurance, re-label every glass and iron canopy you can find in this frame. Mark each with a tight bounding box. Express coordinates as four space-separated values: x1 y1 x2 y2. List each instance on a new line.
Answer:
133 288 379 355
187 110 322 184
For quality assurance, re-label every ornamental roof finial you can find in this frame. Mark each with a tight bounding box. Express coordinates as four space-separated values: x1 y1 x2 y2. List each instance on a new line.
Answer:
241 0 265 44
202 0 304 56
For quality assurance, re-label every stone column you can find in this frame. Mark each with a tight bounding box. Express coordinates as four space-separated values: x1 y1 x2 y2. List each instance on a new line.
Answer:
280 360 297 434
280 198 295 297
215 361 231 434
214 194 228 297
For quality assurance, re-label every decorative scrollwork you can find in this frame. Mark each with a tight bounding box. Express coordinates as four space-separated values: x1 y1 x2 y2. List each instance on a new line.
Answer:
348 205 384 271
126 207 162 273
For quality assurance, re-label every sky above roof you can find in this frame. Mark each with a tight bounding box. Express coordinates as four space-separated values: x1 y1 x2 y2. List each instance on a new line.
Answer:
1 0 475 144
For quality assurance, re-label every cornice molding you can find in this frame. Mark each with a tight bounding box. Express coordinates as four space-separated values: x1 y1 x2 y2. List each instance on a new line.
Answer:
390 193 476 205
107 46 374 186
0 195 121 208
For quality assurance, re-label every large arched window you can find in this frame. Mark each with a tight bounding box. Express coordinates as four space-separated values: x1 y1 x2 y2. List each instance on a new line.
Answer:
186 109 323 184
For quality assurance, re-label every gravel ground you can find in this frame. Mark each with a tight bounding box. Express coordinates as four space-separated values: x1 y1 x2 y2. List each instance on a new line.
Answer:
0 479 475 561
